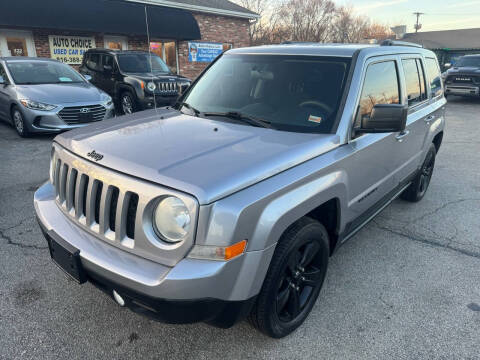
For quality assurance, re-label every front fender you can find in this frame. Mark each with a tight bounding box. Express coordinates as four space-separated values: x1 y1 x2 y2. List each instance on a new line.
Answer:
249 171 347 251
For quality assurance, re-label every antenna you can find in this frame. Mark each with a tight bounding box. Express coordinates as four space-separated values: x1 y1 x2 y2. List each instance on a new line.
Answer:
413 12 425 33
144 5 158 115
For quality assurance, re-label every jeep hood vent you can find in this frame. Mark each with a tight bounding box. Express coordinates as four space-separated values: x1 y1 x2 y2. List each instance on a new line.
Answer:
55 110 340 204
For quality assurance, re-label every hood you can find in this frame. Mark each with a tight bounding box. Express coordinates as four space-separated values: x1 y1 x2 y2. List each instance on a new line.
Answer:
124 73 189 82
55 109 340 204
447 67 480 75
16 82 105 104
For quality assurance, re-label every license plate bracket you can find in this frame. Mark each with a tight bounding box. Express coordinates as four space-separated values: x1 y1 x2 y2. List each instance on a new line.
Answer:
47 231 87 284
78 113 94 123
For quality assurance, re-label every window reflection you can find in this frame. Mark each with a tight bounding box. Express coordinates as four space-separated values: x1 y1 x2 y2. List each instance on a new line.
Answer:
402 58 427 106
356 61 400 127
425 58 443 98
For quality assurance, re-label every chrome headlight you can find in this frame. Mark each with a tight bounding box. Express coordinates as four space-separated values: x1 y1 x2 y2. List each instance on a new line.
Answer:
101 93 113 107
153 196 191 243
20 99 57 111
146 81 156 92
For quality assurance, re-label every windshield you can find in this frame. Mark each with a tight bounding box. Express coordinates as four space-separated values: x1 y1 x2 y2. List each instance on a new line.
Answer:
456 56 480 68
117 53 171 73
181 54 351 133
6 61 85 85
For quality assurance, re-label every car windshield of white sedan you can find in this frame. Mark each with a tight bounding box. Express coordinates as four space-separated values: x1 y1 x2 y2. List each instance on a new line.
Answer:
456 56 480 68
182 54 351 133
117 53 171 74
6 61 85 85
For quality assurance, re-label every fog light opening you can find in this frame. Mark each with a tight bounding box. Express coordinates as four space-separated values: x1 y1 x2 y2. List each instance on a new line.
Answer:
113 290 125 306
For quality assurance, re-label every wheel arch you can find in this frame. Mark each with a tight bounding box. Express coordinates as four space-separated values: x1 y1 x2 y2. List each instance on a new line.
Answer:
248 171 347 254
432 131 443 153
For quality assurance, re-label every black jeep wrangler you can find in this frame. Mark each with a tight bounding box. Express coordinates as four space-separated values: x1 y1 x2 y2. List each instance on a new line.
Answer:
80 49 191 114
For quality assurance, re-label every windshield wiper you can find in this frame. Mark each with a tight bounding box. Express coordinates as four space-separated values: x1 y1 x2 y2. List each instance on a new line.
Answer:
202 111 272 129
179 102 201 117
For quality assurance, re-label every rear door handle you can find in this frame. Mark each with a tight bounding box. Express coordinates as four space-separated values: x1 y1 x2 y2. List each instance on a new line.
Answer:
395 130 410 142
425 115 435 122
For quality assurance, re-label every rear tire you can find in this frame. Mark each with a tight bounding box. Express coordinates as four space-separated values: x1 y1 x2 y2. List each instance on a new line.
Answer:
11 106 30 137
401 143 436 202
249 217 329 338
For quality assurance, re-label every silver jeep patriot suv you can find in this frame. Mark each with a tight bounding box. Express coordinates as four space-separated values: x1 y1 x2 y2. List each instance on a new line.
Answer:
35 41 446 338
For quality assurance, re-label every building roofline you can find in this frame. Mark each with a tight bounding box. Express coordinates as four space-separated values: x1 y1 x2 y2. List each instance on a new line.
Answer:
125 0 260 19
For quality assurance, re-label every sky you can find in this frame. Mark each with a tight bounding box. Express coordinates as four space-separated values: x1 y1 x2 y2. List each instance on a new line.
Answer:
335 0 480 32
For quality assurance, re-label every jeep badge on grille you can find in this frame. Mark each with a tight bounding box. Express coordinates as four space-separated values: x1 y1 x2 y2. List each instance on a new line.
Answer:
87 150 104 161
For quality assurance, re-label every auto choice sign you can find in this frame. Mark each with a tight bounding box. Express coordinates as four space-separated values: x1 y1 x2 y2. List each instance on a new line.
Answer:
49 36 96 65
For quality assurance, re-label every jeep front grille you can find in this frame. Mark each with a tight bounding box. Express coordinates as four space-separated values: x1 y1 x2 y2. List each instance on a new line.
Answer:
157 82 178 94
53 158 139 248
50 144 198 266
58 104 107 124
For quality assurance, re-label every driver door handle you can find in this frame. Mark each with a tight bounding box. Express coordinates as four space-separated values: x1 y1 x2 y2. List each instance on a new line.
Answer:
395 130 410 142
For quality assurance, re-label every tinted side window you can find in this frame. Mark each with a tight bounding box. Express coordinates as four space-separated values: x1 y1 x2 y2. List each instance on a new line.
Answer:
103 55 115 70
425 57 443 98
402 58 427 106
355 61 400 127
0 64 8 83
86 53 101 71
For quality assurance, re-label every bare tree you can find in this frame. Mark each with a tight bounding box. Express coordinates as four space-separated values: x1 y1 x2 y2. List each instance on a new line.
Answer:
276 0 337 42
233 0 278 45
331 6 370 43
233 0 392 45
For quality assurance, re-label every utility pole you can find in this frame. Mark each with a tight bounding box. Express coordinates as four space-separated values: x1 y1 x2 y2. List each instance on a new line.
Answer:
413 12 425 33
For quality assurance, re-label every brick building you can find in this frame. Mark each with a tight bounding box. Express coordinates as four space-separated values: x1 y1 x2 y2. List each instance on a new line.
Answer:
0 0 258 79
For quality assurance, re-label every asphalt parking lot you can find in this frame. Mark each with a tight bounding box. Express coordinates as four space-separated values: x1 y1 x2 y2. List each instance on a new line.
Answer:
0 97 479 360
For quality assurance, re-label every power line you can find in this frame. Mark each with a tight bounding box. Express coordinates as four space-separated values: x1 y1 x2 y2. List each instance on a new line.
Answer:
413 12 425 33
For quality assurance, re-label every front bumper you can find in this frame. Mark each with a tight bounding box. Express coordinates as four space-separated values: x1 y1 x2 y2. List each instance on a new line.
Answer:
138 94 178 110
445 85 480 97
21 103 115 133
34 182 274 326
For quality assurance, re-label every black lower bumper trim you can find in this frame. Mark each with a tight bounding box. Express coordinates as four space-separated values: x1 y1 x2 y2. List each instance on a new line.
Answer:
37 217 255 328
88 271 256 328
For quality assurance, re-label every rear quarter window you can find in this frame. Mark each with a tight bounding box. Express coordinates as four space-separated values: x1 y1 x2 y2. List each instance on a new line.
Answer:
425 57 443 98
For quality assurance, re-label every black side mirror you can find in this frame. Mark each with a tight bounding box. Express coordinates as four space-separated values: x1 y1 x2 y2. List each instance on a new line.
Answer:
358 104 408 133
0 75 5 84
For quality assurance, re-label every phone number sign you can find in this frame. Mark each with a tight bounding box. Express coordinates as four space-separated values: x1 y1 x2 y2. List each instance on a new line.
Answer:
49 36 96 65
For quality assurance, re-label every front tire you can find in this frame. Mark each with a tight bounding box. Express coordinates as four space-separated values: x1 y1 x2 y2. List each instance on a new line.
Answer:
119 91 137 115
401 143 436 202
11 106 29 137
249 217 329 338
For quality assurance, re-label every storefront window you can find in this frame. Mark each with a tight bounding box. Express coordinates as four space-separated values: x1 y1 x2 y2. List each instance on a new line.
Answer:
7 37 28 56
150 40 178 74
104 36 128 51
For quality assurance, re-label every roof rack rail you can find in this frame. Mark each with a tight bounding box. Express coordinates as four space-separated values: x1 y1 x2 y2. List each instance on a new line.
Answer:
281 41 318 45
380 40 423 48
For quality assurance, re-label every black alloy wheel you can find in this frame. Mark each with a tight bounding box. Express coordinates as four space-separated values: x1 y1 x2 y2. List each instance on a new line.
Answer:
249 217 329 338
401 143 437 202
